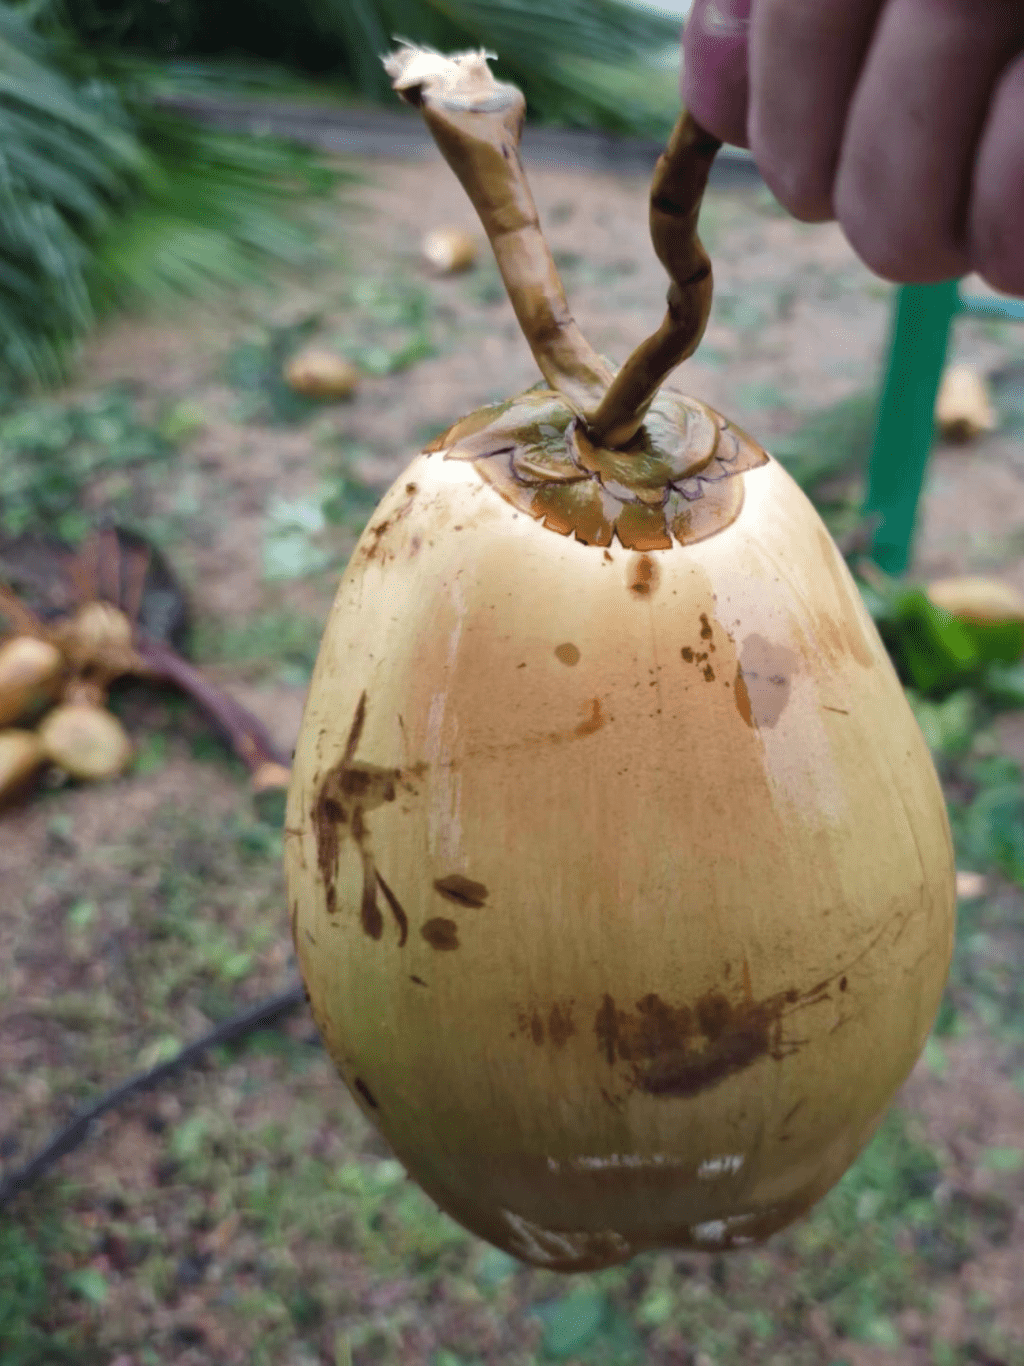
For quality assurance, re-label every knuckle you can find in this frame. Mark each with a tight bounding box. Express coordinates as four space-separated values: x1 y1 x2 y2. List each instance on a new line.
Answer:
752 143 833 223
974 226 1024 298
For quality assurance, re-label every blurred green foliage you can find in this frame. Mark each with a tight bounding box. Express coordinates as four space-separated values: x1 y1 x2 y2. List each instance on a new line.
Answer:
0 384 175 541
0 1222 78 1365
52 0 682 134
0 2 343 387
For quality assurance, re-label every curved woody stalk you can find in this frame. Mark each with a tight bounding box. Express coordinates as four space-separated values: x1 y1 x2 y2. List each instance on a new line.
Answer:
386 45 720 449
386 46 763 555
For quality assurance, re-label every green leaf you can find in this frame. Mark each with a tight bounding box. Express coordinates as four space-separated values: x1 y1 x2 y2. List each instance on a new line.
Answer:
857 1316 900 1349
0 5 342 386
922 1036 948 1078
137 1035 182 1069
65 1268 109 1305
906 690 977 756
219 950 255 982
66 899 97 929
637 1287 675 1326
533 1289 607 1359
263 491 333 581
982 663 1024 709
170 1114 209 1160
473 1246 518 1287
980 1147 1024 1172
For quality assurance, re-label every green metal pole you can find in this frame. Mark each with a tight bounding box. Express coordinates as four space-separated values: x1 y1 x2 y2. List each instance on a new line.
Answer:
864 280 960 575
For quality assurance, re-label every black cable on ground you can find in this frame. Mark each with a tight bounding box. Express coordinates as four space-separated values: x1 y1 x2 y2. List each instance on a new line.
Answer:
0 980 309 1209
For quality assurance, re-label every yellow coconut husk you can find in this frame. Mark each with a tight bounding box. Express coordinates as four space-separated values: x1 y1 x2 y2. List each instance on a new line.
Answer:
284 349 360 401
0 637 64 727
422 228 478 274
39 702 133 781
55 601 144 680
0 729 46 806
284 48 955 1273
935 364 997 443
287 451 954 1270
926 575 1024 624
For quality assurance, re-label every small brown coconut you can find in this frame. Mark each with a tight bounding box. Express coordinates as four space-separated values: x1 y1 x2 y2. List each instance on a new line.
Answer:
935 364 997 443
926 576 1024 624
284 349 360 401
0 637 63 726
422 228 478 274
56 601 141 678
0 729 46 806
39 699 133 782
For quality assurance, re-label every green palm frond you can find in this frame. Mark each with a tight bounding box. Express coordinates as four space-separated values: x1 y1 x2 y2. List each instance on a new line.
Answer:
0 2 344 388
88 108 343 311
341 0 681 130
56 0 682 132
0 3 143 382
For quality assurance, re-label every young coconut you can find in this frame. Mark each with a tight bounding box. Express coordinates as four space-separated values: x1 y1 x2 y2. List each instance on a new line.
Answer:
0 729 46 806
0 636 64 727
927 575 1024 625
422 227 478 275
39 682 133 782
285 48 955 1272
284 349 360 401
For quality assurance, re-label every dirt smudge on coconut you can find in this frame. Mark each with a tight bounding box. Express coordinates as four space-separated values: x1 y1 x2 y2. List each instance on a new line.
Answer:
354 1078 379 1109
576 698 605 736
434 873 489 908
355 482 420 566
628 554 660 597
515 1002 576 1048
422 917 460 951
593 976 832 1099
311 692 422 941
734 665 754 726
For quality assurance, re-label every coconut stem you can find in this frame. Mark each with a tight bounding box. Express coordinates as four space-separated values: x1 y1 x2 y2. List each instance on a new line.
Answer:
135 636 290 784
384 47 614 414
0 581 45 639
584 112 721 449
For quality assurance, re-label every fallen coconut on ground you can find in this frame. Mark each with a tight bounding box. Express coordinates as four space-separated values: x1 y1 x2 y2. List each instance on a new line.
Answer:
38 685 134 782
422 227 478 274
285 47 955 1272
284 348 360 401
0 729 46 806
927 575 1024 624
0 636 63 727
935 363 997 443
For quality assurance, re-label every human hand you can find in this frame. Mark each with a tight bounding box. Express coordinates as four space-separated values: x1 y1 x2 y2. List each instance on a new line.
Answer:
682 0 1024 295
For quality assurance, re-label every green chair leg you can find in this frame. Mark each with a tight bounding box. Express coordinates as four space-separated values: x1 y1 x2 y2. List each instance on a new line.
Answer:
864 280 960 576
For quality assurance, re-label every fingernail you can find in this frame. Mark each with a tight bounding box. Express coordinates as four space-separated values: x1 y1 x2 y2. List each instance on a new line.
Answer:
699 0 751 37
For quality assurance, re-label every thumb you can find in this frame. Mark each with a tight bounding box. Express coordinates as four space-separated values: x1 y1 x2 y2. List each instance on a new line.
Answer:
681 0 752 147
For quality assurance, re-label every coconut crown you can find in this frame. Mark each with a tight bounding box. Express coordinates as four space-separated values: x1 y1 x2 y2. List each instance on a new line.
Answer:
387 44 767 551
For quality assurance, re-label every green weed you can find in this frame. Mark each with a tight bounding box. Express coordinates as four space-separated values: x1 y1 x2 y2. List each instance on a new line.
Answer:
0 1221 79 1366
224 316 328 425
334 276 435 377
791 1111 941 1342
191 609 324 679
0 385 175 541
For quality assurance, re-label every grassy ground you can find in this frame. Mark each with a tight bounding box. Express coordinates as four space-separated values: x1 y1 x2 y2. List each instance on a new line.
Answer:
2 153 1024 1366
